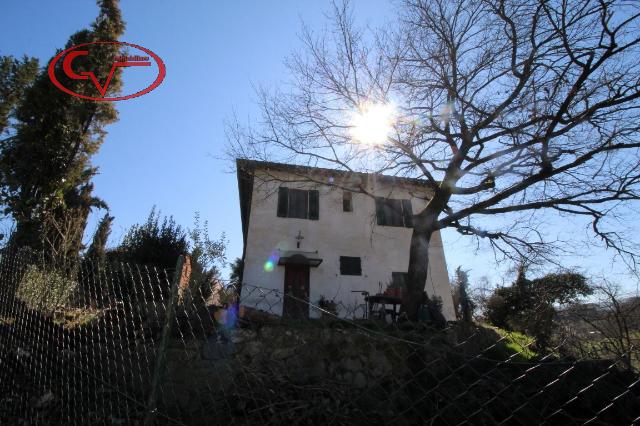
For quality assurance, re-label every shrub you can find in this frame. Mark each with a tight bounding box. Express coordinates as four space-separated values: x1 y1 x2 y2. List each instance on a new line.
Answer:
318 296 338 316
107 209 227 301
418 294 446 328
485 292 509 328
485 268 591 352
16 265 77 312
108 207 188 270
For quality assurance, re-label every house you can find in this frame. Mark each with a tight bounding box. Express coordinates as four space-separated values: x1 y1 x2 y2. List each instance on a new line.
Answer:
236 159 456 321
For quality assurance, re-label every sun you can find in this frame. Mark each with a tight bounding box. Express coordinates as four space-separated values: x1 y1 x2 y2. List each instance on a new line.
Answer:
349 102 397 145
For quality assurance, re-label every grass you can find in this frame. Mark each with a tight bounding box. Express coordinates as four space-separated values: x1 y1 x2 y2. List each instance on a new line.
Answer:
482 324 538 361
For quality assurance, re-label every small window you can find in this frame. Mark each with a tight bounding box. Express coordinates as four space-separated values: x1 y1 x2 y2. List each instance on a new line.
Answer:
277 187 319 220
339 256 362 276
375 197 413 227
343 191 353 212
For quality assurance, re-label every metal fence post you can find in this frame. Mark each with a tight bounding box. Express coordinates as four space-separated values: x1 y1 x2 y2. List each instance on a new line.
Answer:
144 255 186 426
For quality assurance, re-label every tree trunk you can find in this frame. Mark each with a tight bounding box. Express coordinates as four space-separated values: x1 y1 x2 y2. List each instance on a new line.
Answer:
402 213 436 321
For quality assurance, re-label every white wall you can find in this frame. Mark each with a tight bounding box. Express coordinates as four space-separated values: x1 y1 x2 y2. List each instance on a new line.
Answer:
241 169 456 321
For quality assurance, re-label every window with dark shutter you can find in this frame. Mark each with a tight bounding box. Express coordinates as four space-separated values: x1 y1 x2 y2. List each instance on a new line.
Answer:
343 191 353 212
339 256 362 276
276 187 320 220
375 197 404 227
375 198 386 225
277 187 289 217
309 190 319 220
401 199 413 228
375 197 414 227
288 189 309 219
388 199 404 226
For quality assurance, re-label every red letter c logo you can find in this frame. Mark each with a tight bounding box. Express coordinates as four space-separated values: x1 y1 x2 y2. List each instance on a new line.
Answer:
62 50 89 80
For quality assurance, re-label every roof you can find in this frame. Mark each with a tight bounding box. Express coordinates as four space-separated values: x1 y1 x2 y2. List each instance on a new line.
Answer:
236 158 431 187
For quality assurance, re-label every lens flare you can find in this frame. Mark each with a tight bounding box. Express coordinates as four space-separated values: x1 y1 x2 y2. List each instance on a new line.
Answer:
223 304 238 329
214 303 238 330
350 102 397 145
263 250 280 272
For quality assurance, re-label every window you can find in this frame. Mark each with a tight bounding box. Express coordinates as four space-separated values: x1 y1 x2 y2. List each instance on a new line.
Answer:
343 191 353 212
375 197 413 227
277 187 319 220
288 188 308 218
339 256 362 276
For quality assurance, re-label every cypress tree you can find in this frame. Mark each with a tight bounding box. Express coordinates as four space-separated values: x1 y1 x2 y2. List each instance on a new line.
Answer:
0 56 39 134
0 0 125 261
454 266 473 323
86 212 114 261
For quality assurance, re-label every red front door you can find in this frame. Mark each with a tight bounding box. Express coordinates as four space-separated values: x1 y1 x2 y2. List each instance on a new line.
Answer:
283 265 310 319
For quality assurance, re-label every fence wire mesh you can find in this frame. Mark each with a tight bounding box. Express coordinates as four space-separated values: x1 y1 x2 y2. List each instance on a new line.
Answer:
0 247 638 425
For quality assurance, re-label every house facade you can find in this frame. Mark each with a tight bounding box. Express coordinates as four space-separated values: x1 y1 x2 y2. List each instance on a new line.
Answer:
237 159 456 321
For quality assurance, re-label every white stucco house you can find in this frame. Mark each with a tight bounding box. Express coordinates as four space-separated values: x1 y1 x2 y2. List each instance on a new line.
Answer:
236 159 456 321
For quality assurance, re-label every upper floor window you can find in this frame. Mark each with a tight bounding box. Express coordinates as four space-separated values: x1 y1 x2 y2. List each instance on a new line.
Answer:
343 191 353 212
277 187 319 220
375 197 413 227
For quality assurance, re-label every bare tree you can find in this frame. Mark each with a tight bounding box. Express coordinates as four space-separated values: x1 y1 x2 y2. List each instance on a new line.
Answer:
471 275 493 319
229 0 640 319
575 281 640 370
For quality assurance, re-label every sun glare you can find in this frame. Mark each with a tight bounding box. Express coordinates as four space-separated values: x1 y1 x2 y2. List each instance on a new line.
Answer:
350 102 396 145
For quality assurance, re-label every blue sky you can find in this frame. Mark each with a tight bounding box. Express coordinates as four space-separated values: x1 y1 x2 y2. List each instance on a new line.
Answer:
1 1 637 292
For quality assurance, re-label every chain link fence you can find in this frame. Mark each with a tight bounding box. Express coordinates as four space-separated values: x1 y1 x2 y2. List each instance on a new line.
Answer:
0 247 638 425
